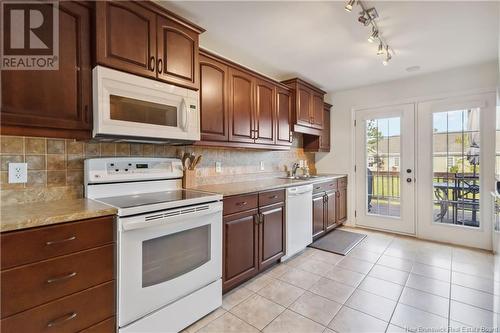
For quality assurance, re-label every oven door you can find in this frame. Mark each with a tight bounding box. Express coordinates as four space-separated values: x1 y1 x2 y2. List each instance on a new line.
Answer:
118 201 222 327
93 66 200 141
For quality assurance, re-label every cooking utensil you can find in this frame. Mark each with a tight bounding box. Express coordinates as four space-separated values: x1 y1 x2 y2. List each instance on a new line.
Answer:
190 155 202 170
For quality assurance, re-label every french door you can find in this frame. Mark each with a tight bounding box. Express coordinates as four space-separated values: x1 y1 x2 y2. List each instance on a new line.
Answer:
417 93 495 249
355 104 416 234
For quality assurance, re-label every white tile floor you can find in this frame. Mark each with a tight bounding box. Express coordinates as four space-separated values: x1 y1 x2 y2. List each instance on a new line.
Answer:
184 227 500 333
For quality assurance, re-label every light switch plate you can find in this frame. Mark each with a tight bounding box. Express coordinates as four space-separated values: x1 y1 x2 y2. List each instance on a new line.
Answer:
215 161 222 173
8 163 28 183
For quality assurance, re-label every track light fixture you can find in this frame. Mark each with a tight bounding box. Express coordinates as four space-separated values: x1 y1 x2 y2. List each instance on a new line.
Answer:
377 42 384 55
345 0 355 12
368 29 378 43
345 0 394 65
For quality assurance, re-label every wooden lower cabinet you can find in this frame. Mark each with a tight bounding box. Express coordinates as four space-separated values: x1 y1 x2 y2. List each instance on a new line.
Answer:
223 190 285 292
312 194 326 239
223 209 259 292
0 216 116 332
312 177 348 240
258 203 285 271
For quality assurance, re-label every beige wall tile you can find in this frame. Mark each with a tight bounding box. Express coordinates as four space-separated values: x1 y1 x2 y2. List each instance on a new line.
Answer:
66 140 84 155
1 155 23 171
47 170 66 186
47 139 65 154
116 143 130 156
85 143 100 157
25 137 46 154
67 154 84 170
130 144 144 156
47 154 66 170
26 170 46 187
0 171 24 189
67 170 83 185
1 136 23 154
143 144 155 156
100 143 116 156
26 155 46 170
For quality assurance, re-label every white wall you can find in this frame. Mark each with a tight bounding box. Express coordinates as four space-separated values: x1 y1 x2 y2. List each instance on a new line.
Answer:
317 61 498 226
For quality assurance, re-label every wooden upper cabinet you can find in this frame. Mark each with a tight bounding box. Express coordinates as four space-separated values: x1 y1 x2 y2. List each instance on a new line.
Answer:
199 54 228 142
1 1 92 139
157 15 199 89
276 87 292 146
254 79 276 145
228 68 255 143
282 78 326 135
303 102 331 152
312 92 324 129
297 87 312 126
95 1 157 79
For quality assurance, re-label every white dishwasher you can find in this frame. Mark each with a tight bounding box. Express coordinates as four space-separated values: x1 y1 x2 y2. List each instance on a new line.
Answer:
281 184 313 261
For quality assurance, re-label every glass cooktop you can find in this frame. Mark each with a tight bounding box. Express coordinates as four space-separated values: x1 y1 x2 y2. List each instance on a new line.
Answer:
97 189 218 209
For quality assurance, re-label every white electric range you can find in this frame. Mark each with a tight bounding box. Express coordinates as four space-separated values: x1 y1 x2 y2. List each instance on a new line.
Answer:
84 157 222 333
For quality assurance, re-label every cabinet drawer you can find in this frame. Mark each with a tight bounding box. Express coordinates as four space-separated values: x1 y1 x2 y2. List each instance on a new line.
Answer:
1 216 114 270
324 180 338 191
80 316 115 333
1 281 115 333
1 244 114 318
312 182 326 194
259 189 285 207
338 177 348 189
223 193 258 215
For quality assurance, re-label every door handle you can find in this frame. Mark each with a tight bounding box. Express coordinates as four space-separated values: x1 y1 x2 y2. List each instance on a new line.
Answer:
158 59 163 74
149 56 155 72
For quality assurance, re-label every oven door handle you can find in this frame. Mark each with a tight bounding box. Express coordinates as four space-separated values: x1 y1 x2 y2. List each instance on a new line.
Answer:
121 202 222 231
179 98 189 131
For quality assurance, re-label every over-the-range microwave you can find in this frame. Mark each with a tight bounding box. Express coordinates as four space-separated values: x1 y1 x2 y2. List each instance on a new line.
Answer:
92 66 200 143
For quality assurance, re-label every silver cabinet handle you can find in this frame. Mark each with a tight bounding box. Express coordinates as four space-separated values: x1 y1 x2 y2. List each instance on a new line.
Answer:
47 312 77 327
46 236 76 246
46 272 77 284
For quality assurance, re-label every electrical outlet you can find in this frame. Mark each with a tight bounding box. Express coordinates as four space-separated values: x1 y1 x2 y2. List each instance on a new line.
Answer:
8 163 28 183
215 161 222 173
260 161 264 171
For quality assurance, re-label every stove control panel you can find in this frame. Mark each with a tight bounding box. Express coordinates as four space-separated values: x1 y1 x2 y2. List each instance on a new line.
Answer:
85 157 183 183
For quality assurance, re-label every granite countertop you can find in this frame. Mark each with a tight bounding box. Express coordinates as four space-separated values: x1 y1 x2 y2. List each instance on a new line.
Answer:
192 174 347 197
1 198 117 233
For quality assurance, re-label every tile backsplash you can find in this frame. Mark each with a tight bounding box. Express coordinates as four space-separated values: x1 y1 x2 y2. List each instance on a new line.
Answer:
1 135 315 205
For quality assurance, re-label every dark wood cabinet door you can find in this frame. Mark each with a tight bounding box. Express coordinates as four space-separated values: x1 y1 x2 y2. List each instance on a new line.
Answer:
228 68 255 143
258 204 285 270
95 1 156 79
325 191 337 231
254 79 276 144
337 187 348 223
320 105 331 151
312 194 326 238
157 15 199 89
276 87 292 146
199 55 228 141
1 1 92 139
296 86 312 126
223 210 259 292
312 92 324 129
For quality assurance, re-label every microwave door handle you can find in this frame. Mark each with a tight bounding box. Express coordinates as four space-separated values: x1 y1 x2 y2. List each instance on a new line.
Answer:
180 98 189 131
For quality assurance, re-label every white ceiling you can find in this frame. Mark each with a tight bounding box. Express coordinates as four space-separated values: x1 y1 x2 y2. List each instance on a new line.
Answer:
159 1 499 92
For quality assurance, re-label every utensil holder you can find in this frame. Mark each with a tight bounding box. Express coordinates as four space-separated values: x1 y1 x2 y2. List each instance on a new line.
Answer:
183 169 196 189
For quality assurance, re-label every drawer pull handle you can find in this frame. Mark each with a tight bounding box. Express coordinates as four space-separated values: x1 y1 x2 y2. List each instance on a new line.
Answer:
47 312 77 327
46 236 76 246
236 201 248 207
46 272 77 284
315 186 321 190
269 195 278 199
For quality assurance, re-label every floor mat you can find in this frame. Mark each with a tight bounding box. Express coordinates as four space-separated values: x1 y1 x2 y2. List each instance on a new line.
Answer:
309 229 366 255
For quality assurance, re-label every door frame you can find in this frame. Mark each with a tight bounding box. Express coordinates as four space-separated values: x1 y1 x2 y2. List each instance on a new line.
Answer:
416 92 496 250
349 87 496 250
354 103 416 235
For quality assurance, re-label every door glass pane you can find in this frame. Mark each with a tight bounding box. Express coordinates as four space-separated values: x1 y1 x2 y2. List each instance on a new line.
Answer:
432 109 480 227
366 117 401 217
110 95 178 126
142 225 210 288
